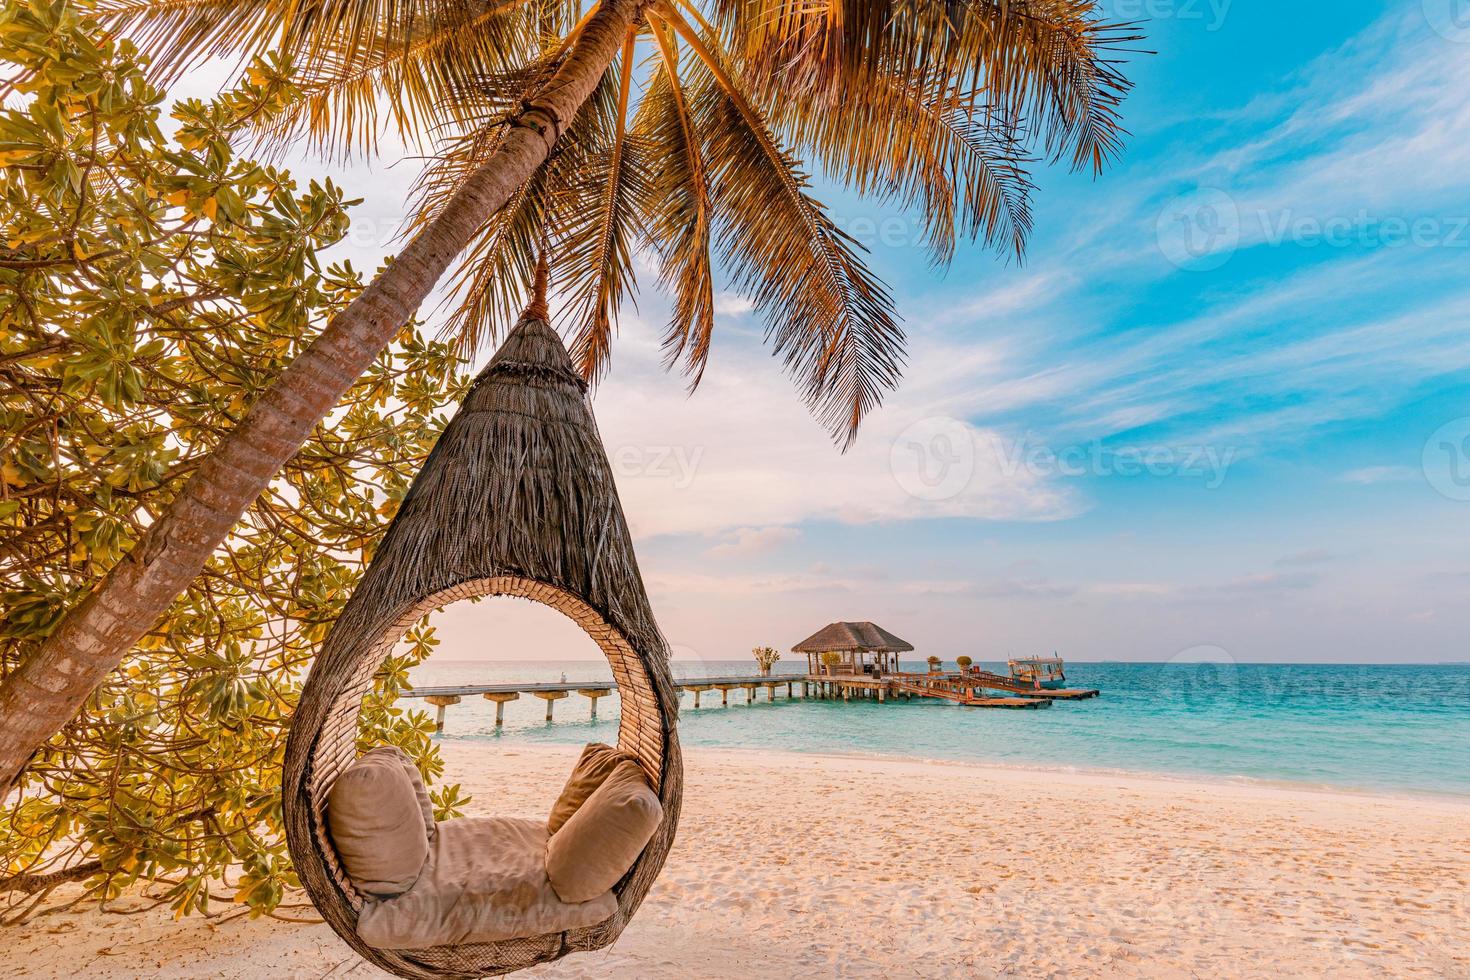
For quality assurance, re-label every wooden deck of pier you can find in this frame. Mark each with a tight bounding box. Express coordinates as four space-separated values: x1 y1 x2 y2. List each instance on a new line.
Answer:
406 674 808 730
809 673 1049 709
404 669 1097 730
940 669 1101 700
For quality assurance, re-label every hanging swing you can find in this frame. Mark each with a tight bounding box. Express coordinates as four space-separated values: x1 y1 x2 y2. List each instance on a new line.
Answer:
282 264 682 979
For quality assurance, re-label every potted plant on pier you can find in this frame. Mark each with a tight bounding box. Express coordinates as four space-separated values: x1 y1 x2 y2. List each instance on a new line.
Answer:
820 652 842 676
753 646 780 677
957 656 973 674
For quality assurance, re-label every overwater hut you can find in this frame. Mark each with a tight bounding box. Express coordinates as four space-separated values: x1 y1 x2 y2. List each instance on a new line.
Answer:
793 622 914 677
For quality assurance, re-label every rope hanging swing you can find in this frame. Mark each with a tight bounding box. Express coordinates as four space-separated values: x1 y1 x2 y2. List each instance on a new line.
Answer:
282 259 682 979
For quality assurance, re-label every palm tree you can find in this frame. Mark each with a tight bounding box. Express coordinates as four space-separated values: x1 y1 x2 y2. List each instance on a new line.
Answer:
0 0 1137 789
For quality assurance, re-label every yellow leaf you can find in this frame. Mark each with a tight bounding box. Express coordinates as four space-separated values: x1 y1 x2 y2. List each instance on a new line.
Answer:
166 189 189 207
1 460 22 487
201 197 218 221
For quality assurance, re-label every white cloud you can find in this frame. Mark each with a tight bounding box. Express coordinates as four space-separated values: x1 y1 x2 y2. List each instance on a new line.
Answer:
1088 581 1175 597
591 311 1080 539
1215 570 1320 595
712 292 754 316
706 526 801 557
1276 549 1335 566
1337 465 1418 485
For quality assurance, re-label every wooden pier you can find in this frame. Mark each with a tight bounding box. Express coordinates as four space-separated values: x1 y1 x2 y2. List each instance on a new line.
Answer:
405 669 1097 731
406 674 806 731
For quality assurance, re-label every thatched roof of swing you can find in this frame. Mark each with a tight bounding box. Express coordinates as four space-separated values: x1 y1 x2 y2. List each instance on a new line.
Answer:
354 309 668 661
791 621 914 654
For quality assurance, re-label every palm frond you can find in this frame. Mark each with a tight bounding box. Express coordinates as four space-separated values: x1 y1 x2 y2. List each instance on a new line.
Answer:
663 5 903 447
557 31 655 383
639 16 715 385
268 0 549 154
99 0 291 77
100 0 564 151
411 57 623 354
704 0 1141 175
770 71 1035 264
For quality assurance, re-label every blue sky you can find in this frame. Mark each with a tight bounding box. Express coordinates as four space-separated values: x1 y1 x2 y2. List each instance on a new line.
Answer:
199 4 1470 664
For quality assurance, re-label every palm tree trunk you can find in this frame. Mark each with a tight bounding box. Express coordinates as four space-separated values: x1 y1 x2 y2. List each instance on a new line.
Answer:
0 0 643 794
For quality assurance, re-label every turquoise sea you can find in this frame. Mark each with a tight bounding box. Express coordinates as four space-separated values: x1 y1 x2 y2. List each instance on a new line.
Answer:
407 660 1470 798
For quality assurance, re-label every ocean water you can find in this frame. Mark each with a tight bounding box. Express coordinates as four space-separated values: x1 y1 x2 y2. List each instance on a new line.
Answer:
406 659 1470 798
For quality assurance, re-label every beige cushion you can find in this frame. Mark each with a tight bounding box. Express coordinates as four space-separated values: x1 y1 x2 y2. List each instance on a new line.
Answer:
391 749 438 838
356 816 617 949
327 747 430 897
545 761 663 904
547 743 635 835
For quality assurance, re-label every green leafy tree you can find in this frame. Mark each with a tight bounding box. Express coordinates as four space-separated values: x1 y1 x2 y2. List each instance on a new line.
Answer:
0 5 468 919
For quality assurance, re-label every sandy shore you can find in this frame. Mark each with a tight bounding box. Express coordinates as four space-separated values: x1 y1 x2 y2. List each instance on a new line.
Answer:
5 743 1468 978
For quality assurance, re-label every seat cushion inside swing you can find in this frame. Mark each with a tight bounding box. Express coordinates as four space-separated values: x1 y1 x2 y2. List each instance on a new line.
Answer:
545 759 664 903
326 747 433 897
355 815 618 950
547 742 637 834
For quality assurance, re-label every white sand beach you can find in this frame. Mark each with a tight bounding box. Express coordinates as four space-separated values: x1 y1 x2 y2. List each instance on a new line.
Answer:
5 743 1468 978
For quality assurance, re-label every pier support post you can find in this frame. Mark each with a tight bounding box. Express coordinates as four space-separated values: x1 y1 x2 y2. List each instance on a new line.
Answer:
688 685 711 709
787 681 794 699
745 685 756 704
878 686 886 703
482 691 519 726
766 684 776 702
533 690 569 721
424 695 461 734
577 688 611 719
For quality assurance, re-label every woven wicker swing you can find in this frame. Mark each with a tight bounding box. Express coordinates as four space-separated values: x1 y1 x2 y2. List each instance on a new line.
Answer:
282 268 682 979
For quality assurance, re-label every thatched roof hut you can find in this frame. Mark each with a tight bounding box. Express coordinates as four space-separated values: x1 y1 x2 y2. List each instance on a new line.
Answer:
792 621 914 676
